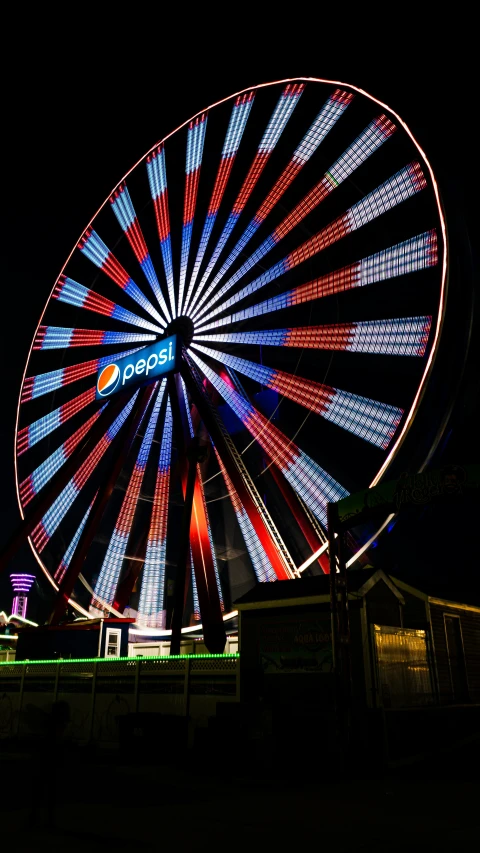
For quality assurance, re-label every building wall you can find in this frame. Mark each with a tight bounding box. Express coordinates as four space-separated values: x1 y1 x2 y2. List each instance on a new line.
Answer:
239 605 334 706
364 581 402 629
430 603 480 704
398 589 429 631
16 628 100 660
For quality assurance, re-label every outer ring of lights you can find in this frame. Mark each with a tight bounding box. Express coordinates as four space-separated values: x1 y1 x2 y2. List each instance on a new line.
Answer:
14 77 447 626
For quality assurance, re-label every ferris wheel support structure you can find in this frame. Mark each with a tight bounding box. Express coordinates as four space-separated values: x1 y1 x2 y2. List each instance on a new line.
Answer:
168 372 226 654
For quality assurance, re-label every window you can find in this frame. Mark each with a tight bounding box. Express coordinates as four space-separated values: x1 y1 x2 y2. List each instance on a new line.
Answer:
373 624 433 708
105 628 121 657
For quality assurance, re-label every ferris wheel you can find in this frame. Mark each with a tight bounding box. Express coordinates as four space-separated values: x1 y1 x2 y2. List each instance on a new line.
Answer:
15 78 446 651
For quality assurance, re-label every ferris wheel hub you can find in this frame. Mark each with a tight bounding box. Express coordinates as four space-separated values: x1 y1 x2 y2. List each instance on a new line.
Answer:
165 315 194 348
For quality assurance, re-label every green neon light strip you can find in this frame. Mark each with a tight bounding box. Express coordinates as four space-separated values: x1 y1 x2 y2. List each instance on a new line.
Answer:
0 653 239 667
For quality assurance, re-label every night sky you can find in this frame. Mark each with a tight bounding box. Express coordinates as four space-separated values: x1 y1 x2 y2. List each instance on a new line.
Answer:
1 22 478 621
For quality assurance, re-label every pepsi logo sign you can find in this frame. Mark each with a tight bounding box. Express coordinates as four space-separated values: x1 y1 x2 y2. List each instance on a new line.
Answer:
97 363 121 397
95 335 179 400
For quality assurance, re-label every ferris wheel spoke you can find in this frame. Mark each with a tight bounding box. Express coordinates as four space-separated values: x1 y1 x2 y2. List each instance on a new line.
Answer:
189 351 349 528
53 275 164 334
180 378 224 612
190 550 201 622
192 83 305 308
21 347 144 401
137 394 172 628
17 387 98 454
19 407 106 507
194 161 427 327
192 342 403 448
33 325 156 350
190 89 356 320
177 114 208 317
91 382 164 612
30 390 140 554
54 500 96 584
198 316 432 357
183 92 255 314
213 446 277 583
193 471 225 612
78 228 166 326
109 183 171 323
197 230 438 331
182 359 297 579
146 145 176 319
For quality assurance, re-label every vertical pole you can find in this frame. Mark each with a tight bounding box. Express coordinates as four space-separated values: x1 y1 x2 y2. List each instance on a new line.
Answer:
88 662 98 744
236 655 241 703
327 501 341 756
53 661 60 704
168 370 226 654
16 664 26 738
337 528 351 686
337 525 352 761
327 502 338 678
134 659 140 714
183 655 191 718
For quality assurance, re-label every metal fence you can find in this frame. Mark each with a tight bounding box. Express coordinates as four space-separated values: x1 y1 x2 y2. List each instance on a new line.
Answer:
0 655 240 745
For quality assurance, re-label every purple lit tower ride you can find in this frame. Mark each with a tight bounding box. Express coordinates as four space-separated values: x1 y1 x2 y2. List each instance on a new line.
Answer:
10 574 35 619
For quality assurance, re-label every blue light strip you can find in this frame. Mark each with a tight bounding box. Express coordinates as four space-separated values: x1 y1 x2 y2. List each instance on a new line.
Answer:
191 91 353 319
195 162 426 326
56 277 163 334
214 446 276 583
37 327 155 350
79 229 165 326
110 186 171 322
195 316 431 357
178 116 208 315
26 348 142 400
92 385 163 608
37 393 139 545
23 410 105 498
146 148 175 318
193 343 403 449
55 502 94 582
184 95 254 312
189 350 348 528
196 231 438 331
137 390 172 626
181 378 224 611
193 85 304 308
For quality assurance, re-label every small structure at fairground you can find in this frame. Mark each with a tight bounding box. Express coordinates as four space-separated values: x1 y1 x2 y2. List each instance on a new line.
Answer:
1 566 479 767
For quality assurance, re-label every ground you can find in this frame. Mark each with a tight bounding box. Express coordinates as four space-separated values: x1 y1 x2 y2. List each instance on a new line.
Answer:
1 737 479 851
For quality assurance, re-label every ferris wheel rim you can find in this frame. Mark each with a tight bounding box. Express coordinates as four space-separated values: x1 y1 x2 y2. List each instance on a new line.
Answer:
14 77 448 625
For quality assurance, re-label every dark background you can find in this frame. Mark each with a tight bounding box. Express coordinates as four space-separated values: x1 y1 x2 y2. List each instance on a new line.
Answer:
1 18 478 620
